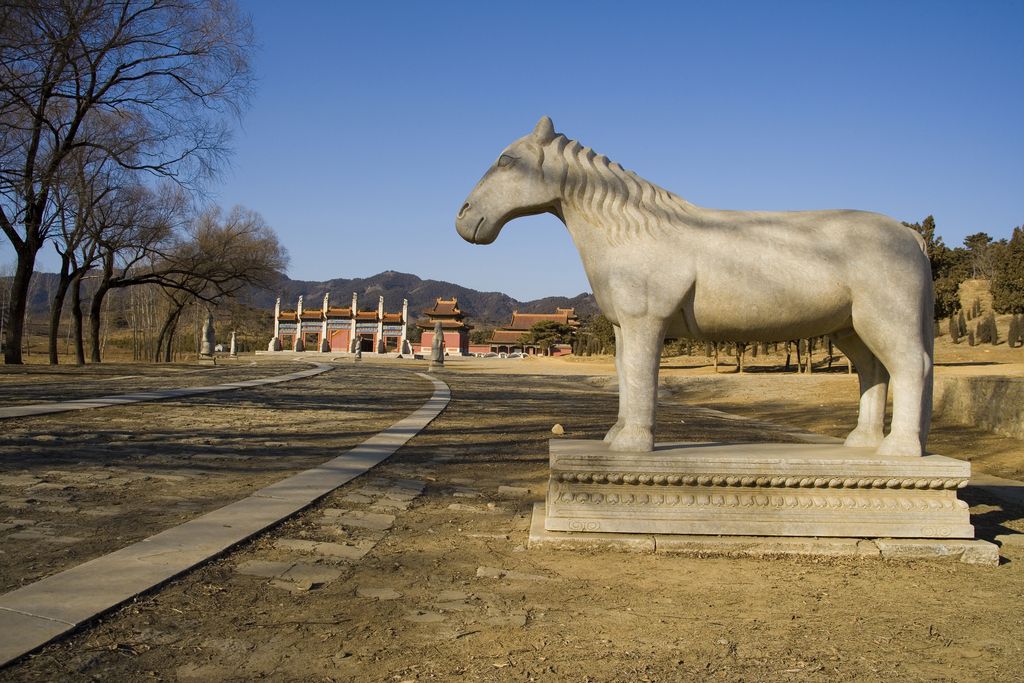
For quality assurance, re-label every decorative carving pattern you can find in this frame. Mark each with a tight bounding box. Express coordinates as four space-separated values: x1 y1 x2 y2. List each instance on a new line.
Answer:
553 487 968 512
555 472 968 490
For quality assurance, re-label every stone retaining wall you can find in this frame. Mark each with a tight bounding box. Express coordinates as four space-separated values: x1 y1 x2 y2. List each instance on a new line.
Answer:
933 376 1024 440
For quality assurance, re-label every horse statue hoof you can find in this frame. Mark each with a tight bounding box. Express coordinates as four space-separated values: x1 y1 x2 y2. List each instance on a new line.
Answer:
609 426 654 453
603 421 625 442
843 428 884 449
875 434 924 457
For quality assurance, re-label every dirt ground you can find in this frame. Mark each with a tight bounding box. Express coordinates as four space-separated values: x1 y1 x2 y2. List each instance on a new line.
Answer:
1 349 1023 682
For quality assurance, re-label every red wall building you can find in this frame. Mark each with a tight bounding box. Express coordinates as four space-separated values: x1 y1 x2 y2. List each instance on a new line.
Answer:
488 308 579 356
418 298 472 356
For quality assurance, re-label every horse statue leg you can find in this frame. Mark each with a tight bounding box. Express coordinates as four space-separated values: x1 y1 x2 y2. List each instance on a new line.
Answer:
603 324 627 443
872 317 933 457
830 331 888 449
846 292 933 457
608 317 666 452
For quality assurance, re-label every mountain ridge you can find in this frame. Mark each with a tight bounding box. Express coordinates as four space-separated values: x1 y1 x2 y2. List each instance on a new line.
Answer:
11 270 600 326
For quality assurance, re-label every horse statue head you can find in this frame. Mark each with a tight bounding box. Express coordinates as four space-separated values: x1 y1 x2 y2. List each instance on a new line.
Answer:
456 116 562 245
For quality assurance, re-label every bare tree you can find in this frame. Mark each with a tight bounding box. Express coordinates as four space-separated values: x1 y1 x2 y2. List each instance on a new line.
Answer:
87 203 286 362
86 184 180 361
0 0 257 364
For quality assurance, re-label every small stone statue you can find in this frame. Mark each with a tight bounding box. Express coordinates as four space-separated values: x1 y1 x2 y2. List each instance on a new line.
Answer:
199 310 215 357
229 331 238 358
429 321 445 371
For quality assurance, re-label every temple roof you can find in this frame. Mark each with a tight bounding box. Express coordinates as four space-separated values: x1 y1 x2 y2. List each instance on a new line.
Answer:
300 310 322 320
278 312 297 321
488 330 526 343
417 319 473 330
504 308 579 331
326 306 353 317
422 297 464 318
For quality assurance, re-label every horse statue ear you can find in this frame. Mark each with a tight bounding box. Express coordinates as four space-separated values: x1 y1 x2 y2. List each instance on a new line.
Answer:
534 116 557 144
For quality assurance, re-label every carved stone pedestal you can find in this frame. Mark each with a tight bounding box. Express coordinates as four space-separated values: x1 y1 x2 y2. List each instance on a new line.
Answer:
546 440 974 539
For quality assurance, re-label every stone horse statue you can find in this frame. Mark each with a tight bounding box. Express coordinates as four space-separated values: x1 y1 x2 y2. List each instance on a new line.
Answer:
457 117 934 456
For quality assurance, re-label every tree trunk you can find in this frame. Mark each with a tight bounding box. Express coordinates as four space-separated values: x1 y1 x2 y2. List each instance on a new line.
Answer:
47 254 73 365
154 303 184 362
70 272 86 365
89 259 114 363
3 248 38 365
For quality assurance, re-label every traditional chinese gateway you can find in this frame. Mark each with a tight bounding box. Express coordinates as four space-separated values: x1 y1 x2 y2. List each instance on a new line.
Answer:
268 293 411 354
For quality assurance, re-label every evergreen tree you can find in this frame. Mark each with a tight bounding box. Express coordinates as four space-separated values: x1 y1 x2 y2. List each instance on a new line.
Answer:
977 320 989 345
949 316 960 344
963 232 996 278
968 329 975 346
958 311 967 336
992 226 1024 314
1006 314 1020 348
905 216 968 320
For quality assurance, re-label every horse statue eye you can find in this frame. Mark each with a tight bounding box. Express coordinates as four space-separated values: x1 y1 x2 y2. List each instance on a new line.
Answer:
497 154 515 168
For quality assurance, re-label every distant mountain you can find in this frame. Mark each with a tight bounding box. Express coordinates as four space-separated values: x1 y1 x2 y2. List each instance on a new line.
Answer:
9 269 600 325
262 271 599 326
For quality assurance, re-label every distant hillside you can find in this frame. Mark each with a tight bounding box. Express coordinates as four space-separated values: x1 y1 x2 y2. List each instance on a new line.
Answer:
10 270 600 325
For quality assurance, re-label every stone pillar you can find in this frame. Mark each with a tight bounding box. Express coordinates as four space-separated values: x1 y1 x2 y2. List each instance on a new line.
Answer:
269 297 282 351
350 293 359 353
320 292 331 352
399 299 412 355
230 331 238 358
429 321 444 371
294 296 305 352
376 295 386 354
199 309 215 357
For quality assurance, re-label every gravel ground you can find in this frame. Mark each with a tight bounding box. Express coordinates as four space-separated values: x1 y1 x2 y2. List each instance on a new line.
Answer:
0 354 1022 682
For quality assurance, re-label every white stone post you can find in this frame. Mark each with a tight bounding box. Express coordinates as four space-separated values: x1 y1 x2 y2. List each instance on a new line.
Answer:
350 293 359 353
230 331 238 358
269 297 282 351
320 292 331 352
400 299 412 355
294 296 305 352
376 295 386 354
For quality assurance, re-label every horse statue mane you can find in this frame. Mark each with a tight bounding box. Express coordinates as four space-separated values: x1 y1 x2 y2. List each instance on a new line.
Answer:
539 124 699 245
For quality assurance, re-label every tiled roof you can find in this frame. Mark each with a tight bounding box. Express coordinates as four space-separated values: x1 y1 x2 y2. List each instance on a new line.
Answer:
417 320 472 330
506 311 578 331
422 298 463 317
382 313 404 322
488 330 527 343
278 312 297 321
300 310 322 320
326 307 352 317
355 311 378 320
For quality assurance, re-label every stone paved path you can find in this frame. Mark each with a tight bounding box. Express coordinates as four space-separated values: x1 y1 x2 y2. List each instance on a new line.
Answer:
0 371 450 667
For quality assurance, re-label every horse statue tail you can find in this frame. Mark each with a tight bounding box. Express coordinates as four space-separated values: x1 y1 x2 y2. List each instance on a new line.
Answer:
909 226 929 258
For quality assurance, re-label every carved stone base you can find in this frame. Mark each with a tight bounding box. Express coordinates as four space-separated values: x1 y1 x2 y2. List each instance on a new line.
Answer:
546 440 974 539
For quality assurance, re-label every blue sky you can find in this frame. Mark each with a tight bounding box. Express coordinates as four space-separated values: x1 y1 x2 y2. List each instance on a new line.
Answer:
8 1 1023 302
